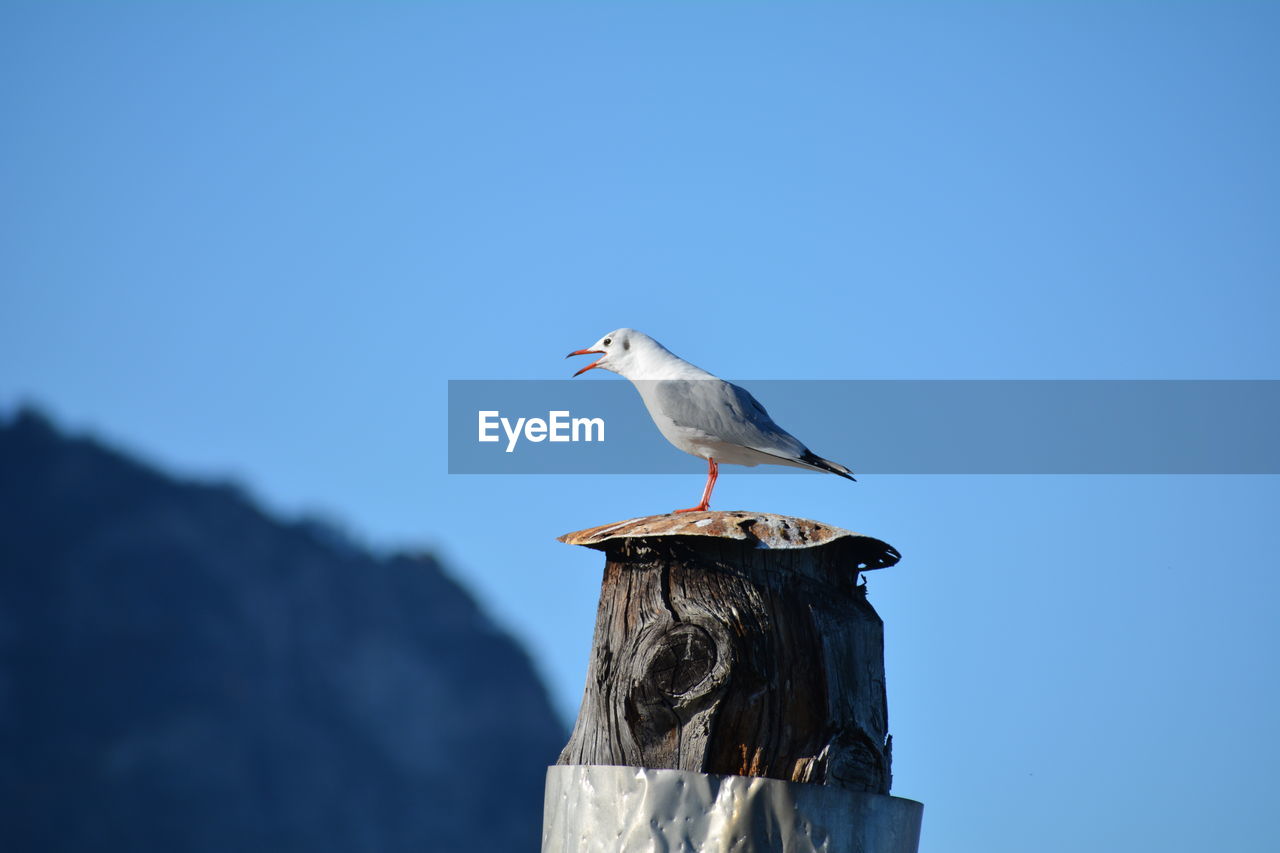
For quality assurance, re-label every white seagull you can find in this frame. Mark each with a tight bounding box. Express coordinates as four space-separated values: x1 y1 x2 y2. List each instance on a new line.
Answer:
567 328 854 513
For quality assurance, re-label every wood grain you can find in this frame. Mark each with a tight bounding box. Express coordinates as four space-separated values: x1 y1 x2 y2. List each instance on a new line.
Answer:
558 522 894 794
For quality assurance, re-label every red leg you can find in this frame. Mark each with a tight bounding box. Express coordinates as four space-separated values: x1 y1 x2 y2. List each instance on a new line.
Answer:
674 458 718 513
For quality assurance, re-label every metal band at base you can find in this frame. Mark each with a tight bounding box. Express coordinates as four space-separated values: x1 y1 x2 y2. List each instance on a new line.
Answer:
542 765 923 853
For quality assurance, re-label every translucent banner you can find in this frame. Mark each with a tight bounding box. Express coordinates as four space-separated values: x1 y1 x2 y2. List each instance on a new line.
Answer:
447 380 1280 474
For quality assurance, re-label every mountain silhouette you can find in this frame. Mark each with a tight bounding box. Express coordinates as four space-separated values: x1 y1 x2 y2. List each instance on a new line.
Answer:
0 407 564 852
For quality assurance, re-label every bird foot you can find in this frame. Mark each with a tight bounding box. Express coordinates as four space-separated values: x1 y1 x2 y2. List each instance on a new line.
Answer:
673 504 710 514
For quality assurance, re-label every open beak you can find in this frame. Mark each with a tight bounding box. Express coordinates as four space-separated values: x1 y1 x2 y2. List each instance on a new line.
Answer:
566 348 605 377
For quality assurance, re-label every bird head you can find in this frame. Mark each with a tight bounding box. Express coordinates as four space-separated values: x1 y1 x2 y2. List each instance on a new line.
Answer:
566 328 649 377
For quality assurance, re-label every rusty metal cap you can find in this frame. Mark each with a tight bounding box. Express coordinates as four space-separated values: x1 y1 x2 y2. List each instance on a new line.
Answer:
558 511 901 571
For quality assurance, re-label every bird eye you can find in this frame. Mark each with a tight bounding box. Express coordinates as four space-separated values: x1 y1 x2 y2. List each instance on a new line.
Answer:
603 337 612 346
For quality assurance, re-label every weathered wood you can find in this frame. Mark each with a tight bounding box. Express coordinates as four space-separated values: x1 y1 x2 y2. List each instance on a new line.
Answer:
557 511 901 794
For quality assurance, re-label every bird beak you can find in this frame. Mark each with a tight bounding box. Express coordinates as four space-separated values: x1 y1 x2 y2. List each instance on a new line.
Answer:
566 348 605 377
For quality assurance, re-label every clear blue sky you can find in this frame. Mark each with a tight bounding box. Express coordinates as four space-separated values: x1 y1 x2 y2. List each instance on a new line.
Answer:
3 3 1277 851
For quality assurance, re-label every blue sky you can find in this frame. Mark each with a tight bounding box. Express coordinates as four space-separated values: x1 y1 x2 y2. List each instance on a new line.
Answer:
2 3 1278 851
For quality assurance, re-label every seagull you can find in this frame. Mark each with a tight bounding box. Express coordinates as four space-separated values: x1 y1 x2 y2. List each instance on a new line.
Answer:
567 328 854 513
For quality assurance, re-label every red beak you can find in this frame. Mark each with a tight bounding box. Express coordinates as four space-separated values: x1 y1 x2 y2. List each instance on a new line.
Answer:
566 348 605 377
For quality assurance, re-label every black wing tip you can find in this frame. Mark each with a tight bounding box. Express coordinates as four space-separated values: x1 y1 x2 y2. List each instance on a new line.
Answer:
801 451 857 481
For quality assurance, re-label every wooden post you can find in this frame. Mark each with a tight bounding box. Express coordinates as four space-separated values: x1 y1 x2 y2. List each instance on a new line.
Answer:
556 510 902 794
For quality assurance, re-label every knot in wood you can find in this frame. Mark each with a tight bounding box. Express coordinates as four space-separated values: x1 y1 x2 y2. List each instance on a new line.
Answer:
646 624 717 698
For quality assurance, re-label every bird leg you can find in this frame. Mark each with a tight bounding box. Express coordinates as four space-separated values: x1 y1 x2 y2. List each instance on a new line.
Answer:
674 458 718 513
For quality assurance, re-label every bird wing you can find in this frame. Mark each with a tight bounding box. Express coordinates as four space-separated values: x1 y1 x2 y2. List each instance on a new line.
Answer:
646 379 811 461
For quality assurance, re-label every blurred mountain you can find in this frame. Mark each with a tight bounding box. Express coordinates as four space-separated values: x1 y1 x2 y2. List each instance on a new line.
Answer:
0 408 565 852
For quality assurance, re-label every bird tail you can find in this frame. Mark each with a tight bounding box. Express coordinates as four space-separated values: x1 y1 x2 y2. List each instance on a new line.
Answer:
799 450 856 481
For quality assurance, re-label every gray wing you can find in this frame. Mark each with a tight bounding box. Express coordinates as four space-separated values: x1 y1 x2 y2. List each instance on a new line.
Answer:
648 379 810 460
